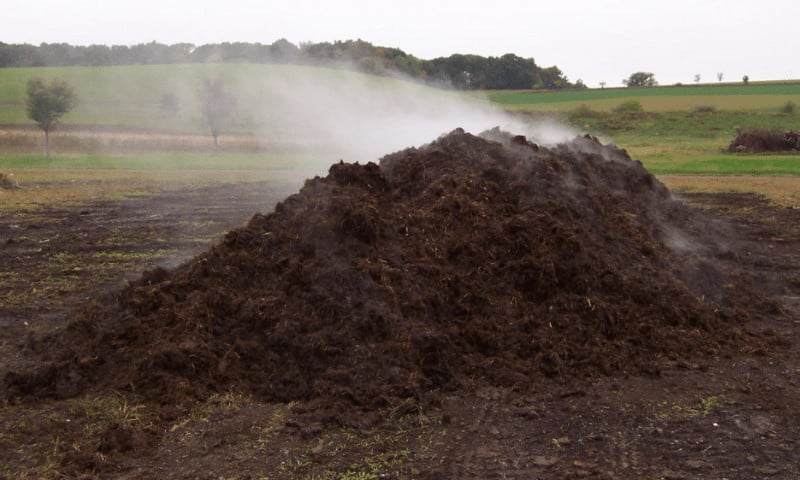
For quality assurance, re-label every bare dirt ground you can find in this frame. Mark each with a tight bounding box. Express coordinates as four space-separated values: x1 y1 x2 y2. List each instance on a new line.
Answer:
1 132 799 479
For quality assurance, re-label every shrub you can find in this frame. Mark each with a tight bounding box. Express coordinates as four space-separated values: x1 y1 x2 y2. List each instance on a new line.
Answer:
613 99 643 114
781 101 796 114
693 105 717 114
569 104 598 119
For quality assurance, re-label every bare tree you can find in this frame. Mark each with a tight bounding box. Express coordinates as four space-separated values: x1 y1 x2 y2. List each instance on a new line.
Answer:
198 78 236 151
694 74 702 84
26 78 76 158
717 72 724 83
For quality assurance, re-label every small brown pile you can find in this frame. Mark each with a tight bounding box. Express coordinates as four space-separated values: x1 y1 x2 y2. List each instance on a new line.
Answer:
726 129 800 153
4 129 765 417
0 171 19 190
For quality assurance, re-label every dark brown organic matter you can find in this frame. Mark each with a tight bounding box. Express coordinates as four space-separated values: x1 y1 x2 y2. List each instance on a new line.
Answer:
3 130 776 417
0 171 19 190
2 130 799 479
726 129 800 153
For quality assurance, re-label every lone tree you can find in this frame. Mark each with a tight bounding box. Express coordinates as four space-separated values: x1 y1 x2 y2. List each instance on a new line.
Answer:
198 78 236 151
26 78 76 158
623 72 657 88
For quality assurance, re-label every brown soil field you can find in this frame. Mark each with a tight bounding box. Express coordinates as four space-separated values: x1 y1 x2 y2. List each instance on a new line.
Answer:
1 130 799 479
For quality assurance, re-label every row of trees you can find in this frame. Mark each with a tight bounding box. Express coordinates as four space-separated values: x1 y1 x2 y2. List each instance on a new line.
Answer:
424 54 571 90
0 39 577 90
623 72 754 88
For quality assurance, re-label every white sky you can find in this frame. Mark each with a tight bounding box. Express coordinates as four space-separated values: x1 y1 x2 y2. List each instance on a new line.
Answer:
2 0 796 88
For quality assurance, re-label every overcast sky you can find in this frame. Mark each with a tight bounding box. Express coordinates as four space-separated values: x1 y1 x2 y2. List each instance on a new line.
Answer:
3 0 796 87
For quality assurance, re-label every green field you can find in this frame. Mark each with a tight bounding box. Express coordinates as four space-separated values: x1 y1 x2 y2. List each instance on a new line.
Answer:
3 64 797 128
643 153 800 175
486 82 800 112
0 63 465 133
563 108 799 167
0 152 315 171
1 64 798 203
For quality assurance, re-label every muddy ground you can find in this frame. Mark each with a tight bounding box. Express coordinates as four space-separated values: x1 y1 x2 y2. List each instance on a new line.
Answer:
1 135 800 478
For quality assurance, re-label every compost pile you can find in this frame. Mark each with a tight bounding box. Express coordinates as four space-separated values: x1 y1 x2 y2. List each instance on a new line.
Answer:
5 129 764 417
726 129 800 153
0 171 19 190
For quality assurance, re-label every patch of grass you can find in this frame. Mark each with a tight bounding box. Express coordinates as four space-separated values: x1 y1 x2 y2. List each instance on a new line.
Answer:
656 396 721 420
69 394 149 435
52 251 78 262
657 175 800 207
562 109 800 180
574 110 798 141
487 82 800 112
568 104 600 119
337 472 381 480
693 104 717 113
0 165 306 213
551 95 800 113
643 153 800 175
613 99 644 113
0 151 314 170
91 249 171 262
0 291 30 306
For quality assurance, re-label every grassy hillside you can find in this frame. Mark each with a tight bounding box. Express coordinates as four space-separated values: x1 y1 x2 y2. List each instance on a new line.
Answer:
559 107 799 178
1 64 205 127
1 64 797 185
0 63 450 131
487 82 800 112
3 64 798 128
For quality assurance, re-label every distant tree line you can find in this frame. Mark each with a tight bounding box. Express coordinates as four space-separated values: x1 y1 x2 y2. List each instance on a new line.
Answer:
0 39 577 90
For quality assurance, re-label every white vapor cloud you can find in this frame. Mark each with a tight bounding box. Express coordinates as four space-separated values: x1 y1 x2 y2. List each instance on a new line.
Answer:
242 66 576 165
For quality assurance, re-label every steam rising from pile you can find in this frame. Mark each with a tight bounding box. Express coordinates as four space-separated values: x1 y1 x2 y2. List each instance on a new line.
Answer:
246 67 576 164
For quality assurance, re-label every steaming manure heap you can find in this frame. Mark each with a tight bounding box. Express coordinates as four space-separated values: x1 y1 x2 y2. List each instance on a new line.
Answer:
5 129 767 418
726 129 800 153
